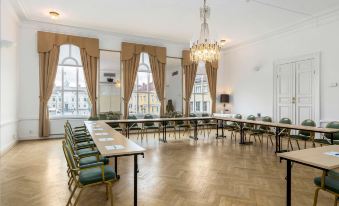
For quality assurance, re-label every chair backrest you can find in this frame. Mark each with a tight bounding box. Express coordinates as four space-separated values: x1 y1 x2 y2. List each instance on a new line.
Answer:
88 116 99 121
107 115 120 128
299 119 316 136
279 117 292 124
99 113 108 120
245 115 256 128
234 114 242 119
325 121 339 140
128 115 138 127
260 116 272 130
62 141 78 181
144 114 155 126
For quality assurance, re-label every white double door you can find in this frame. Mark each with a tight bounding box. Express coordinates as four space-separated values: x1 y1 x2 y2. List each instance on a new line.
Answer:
275 54 320 125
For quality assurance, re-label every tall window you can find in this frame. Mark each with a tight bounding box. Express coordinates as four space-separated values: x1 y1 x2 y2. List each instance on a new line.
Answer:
128 53 160 116
48 44 91 117
190 74 211 114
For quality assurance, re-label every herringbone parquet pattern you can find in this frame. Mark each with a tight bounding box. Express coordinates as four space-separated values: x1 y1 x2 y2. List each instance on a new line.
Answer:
0 130 334 206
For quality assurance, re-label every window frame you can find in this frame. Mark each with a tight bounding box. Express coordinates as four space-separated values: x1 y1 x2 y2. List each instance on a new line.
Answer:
49 44 91 118
190 74 211 114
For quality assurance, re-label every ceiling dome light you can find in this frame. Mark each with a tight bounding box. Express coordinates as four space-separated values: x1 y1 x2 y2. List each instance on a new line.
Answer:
49 11 60 19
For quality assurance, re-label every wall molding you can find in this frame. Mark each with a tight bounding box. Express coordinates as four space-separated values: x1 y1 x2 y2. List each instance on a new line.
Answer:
0 119 19 127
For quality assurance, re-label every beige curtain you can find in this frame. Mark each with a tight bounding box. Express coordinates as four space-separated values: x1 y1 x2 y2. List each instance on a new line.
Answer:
149 56 166 115
37 31 99 137
38 45 60 137
121 42 166 118
182 50 198 117
122 54 141 119
80 49 98 116
205 61 218 114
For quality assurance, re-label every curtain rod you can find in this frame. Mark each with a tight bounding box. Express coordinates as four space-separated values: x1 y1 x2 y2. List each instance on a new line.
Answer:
99 49 183 59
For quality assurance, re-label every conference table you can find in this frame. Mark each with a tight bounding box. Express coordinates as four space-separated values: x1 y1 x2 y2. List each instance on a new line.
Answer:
104 116 213 142
214 117 339 152
85 121 146 206
278 145 339 206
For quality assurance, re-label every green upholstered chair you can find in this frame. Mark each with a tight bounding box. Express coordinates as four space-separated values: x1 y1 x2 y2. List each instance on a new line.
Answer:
243 115 259 143
313 170 339 206
279 117 293 151
106 115 123 133
200 113 216 137
99 113 108 120
63 141 116 206
290 119 316 149
252 116 274 146
88 116 99 121
314 121 339 146
143 114 160 139
128 115 142 138
225 114 242 140
175 113 190 138
159 114 176 139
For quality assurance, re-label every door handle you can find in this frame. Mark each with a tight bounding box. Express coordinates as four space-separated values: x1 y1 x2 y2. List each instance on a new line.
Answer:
292 97 296 104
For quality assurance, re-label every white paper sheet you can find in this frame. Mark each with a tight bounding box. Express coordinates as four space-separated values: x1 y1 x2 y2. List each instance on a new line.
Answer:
105 145 125 150
324 151 339 157
98 138 114 142
95 132 109 136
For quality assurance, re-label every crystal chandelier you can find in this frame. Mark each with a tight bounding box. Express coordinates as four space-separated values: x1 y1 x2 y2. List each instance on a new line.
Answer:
190 0 222 63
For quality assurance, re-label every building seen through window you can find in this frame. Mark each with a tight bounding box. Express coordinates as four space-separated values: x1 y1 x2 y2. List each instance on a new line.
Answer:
190 72 212 114
128 53 160 117
48 44 91 117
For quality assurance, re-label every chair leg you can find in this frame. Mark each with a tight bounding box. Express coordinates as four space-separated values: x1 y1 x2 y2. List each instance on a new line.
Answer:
334 195 338 206
106 184 109 200
304 140 307 149
74 188 84 206
67 185 78 206
108 182 114 206
313 187 321 206
296 140 300 150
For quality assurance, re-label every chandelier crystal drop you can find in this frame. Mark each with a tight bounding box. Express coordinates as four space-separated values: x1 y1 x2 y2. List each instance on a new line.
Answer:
190 0 222 63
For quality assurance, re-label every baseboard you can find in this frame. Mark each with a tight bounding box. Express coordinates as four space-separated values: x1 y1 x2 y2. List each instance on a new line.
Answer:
0 140 18 157
18 135 64 141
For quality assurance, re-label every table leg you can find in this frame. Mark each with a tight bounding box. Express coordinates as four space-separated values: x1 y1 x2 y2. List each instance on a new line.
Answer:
189 120 199 141
331 133 334 145
216 119 219 137
275 127 280 153
164 124 167 142
286 159 292 206
114 157 120 179
216 120 226 139
239 123 253 145
134 155 138 206
126 123 130 139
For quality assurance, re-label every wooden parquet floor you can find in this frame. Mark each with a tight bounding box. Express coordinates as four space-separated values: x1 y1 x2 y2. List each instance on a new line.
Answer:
0 130 335 206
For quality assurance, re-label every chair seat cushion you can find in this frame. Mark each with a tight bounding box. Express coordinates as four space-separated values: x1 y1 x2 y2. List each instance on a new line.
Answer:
76 141 95 148
77 148 99 157
290 134 310 141
314 175 339 194
177 124 190 128
112 127 123 131
79 156 109 166
79 166 116 185
129 127 142 130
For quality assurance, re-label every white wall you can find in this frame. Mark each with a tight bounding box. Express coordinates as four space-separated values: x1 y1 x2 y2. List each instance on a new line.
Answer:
0 0 20 155
18 20 187 139
217 12 339 126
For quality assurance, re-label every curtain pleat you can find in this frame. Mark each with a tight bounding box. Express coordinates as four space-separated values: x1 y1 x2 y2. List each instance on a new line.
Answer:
183 64 198 117
39 45 60 137
122 54 141 119
149 55 166 116
205 61 218 114
80 49 98 116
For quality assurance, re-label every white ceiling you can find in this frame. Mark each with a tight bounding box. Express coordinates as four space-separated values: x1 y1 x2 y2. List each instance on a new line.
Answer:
14 0 339 47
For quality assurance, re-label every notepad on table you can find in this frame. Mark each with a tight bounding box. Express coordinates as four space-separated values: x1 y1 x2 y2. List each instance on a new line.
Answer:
105 145 125 150
98 137 114 142
93 128 104 131
95 132 109 136
324 151 339 157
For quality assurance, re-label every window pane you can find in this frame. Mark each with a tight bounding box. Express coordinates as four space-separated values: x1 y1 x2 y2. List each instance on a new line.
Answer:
190 73 211 114
63 66 77 90
78 91 91 116
78 68 87 89
63 91 77 115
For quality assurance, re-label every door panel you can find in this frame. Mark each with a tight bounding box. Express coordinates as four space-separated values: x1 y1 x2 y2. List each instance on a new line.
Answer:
295 59 314 124
276 63 295 123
